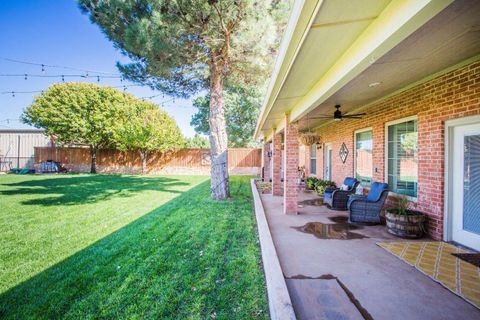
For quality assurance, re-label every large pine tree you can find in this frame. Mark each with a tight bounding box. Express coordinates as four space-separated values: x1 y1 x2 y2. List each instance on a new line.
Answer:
78 0 284 199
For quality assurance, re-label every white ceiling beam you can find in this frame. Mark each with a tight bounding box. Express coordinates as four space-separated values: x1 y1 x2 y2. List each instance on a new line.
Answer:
254 0 324 139
285 0 453 125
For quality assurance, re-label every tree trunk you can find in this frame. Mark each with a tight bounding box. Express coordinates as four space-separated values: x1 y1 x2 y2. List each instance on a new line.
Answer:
90 145 97 174
208 60 229 200
139 150 148 175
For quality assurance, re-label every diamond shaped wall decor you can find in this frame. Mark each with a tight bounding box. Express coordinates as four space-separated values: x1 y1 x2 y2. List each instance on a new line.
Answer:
339 143 348 163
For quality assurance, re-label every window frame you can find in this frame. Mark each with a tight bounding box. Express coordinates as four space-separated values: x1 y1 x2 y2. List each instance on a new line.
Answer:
353 127 373 186
384 115 418 201
310 143 317 175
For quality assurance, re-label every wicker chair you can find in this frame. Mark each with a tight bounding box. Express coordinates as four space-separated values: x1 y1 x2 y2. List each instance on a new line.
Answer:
348 182 389 224
323 177 359 210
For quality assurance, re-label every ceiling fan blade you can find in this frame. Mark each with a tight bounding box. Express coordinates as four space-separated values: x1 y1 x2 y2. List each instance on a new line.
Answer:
342 116 363 119
344 112 366 117
309 116 334 119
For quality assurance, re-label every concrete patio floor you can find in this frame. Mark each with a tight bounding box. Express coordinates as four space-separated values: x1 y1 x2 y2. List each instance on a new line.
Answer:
260 191 480 320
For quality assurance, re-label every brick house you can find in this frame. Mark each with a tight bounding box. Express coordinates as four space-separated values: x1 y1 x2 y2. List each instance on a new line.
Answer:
256 0 480 249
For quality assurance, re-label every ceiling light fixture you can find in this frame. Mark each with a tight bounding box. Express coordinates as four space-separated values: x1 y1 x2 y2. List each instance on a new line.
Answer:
368 82 381 88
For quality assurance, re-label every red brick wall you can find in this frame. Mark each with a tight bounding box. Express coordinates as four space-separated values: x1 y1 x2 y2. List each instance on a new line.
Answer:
283 116 299 214
272 132 283 196
314 60 480 240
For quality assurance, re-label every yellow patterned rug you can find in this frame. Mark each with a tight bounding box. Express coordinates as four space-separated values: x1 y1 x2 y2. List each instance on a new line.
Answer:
377 241 480 309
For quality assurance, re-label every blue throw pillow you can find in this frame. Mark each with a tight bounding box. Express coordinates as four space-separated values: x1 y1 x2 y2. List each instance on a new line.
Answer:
344 177 357 189
367 182 389 202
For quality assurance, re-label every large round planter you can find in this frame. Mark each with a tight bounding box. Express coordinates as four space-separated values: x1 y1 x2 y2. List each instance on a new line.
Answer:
385 210 425 238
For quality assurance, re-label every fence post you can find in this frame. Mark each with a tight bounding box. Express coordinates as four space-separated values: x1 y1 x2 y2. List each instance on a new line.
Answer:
17 135 20 168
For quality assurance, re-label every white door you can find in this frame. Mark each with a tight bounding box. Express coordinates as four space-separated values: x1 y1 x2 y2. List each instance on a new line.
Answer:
451 122 480 251
324 144 332 181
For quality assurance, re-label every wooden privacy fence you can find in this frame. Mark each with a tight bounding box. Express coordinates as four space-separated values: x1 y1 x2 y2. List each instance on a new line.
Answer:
34 147 262 175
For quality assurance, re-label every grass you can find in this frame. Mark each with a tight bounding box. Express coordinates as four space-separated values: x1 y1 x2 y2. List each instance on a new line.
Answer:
0 174 268 319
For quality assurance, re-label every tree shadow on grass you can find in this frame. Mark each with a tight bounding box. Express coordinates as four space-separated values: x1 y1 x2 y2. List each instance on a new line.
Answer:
0 174 190 206
0 177 268 319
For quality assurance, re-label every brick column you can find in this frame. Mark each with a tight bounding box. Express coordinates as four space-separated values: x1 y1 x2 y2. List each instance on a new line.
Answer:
272 131 283 196
283 115 298 215
263 142 271 181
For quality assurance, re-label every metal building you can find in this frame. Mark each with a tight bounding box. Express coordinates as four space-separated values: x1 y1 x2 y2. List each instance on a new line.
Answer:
0 129 52 171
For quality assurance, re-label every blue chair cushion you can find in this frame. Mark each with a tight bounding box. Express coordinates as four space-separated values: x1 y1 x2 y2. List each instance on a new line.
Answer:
324 192 333 199
367 182 389 202
344 177 357 189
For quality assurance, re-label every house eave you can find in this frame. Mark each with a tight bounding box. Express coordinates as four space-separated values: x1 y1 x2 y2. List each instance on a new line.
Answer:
254 0 323 140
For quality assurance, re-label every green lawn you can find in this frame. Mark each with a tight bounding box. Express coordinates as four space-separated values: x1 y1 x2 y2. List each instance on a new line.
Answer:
0 174 267 319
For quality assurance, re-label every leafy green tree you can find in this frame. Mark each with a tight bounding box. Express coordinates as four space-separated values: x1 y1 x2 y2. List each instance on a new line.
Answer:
185 134 210 149
22 82 136 173
191 85 262 147
114 101 185 173
78 0 286 199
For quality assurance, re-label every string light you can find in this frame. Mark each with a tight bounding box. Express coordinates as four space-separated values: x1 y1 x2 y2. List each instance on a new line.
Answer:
0 73 121 79
1 57 120 76
1 84 142 96
0 118 21 123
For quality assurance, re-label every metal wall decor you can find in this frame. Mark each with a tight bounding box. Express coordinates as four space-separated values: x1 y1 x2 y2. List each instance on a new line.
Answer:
339 142 349 163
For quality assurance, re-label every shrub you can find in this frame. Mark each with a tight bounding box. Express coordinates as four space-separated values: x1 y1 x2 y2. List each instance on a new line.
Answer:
315 179 336 195
306 177 319 190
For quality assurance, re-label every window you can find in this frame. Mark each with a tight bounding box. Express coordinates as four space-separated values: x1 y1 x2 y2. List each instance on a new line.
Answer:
386 118 418 197
355 129 373 186
310 144 317 175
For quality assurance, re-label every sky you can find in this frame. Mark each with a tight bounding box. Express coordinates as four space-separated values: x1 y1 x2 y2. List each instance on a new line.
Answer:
0 0 198 137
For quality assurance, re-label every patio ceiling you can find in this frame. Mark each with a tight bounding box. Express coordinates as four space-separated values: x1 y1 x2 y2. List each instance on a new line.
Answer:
255 0 480 140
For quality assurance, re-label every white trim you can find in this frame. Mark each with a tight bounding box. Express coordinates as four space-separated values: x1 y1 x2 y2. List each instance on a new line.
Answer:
384 115 418 201
353 127 373 184
254 0 324 139
309 143 317 175
323 143 332 180
443 114 480 242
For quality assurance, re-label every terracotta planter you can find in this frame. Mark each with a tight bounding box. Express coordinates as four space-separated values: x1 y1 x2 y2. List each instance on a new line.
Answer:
385 210 425 239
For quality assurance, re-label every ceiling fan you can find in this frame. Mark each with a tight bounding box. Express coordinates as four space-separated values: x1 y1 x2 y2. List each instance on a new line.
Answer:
310 105 366 121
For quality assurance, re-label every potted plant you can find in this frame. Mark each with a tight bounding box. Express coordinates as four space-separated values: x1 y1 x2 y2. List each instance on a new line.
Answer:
315 179 336 196
305 177 319 191
385 195 425 238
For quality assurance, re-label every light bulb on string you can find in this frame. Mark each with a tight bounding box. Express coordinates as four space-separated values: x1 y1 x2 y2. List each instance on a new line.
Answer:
24 74 28 80
123 86 127 92
41 64 45 73
11 91 15 97
97 76 100 83
62 75 65 82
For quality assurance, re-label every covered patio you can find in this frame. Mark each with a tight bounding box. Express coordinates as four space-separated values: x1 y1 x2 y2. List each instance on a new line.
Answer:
257 0 480 243
254 0 480 318
259 190 480 319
